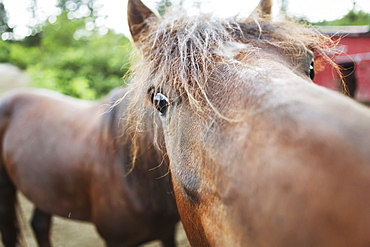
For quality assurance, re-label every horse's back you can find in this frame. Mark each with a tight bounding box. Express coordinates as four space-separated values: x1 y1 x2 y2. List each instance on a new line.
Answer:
0 88 96 127
0 88 100 153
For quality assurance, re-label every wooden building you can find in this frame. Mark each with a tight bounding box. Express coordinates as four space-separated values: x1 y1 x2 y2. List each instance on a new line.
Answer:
314 25 370 102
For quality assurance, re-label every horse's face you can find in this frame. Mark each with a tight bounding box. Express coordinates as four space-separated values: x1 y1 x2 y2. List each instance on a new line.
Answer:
147 48 317 246
128 0 370 246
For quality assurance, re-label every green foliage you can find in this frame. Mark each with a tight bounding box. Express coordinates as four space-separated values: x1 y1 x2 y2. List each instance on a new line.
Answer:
0 12 131 100
157 0 172 15
0 40 11 63
314 10 370 26
41 12 87 49
0 2 10 34
1 43 41 70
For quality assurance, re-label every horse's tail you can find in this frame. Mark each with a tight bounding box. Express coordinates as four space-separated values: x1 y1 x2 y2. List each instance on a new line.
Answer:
0 90 21 247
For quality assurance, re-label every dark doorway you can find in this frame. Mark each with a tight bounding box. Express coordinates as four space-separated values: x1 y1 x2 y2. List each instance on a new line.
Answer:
340 63 357 98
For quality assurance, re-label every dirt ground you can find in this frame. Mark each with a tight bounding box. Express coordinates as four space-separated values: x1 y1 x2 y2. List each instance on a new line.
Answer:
0 193 190 247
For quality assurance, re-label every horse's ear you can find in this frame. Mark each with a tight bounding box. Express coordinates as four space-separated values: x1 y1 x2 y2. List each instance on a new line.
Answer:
251 0 272 18
127 0 157 42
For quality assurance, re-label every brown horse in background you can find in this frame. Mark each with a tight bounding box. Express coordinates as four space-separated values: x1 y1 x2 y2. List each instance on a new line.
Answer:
0 87 179 247
127 0 370 246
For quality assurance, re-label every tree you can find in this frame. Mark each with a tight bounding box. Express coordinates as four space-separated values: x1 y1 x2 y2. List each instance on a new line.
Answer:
0 10 131 99
314 9 370 26
0 0 204 99
0 0 101 41
26 13 132 99
0 2 12 38
157 0 172 15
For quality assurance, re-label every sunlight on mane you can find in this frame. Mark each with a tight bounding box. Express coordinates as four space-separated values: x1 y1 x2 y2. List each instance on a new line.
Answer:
126 7 339 125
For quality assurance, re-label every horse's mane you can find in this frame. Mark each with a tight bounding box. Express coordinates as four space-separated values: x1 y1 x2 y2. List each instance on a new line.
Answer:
104 85 166 172
126 9 339 125
123 9 341 168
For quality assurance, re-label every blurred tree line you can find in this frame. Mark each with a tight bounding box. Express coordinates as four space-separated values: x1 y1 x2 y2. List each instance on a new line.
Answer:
314 9 370 26
0 0 191 99
0 0 131 99
0 0 369 99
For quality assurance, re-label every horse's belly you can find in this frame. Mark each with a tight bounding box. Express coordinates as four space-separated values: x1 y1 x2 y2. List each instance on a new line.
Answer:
19 179 92 221
4 153 93 221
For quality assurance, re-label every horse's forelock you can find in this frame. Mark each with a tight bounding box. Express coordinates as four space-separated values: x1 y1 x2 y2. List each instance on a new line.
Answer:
128 11 338 122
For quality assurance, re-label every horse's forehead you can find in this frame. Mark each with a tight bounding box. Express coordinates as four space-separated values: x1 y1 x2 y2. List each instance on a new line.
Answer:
143 18 315 98
213 41 259 60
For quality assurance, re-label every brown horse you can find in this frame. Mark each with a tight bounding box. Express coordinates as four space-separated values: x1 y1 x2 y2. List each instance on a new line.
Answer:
0 87 179 247
127 0 370 246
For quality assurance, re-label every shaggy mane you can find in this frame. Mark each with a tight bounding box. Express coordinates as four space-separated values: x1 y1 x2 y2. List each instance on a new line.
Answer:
126 9 339 129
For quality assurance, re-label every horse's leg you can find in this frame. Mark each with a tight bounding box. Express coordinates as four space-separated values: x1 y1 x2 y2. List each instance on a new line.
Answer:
0 169 19 247
160 235 176 247
160 225 176 247
31 208 52 247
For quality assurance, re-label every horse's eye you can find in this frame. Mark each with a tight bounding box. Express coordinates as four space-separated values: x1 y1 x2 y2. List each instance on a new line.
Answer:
153 93 170 115
309 61 315 80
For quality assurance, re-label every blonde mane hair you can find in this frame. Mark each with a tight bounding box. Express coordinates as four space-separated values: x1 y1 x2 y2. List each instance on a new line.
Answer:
125 9 340 138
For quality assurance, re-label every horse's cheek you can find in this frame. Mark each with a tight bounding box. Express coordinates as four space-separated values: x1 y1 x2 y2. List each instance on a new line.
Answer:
173 181 211 247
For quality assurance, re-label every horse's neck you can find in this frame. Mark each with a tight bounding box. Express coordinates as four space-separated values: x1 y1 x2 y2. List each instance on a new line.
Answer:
98 89 176 214
114 116 173 210
104 95 166 177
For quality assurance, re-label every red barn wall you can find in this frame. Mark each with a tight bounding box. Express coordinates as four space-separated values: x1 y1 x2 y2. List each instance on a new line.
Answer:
314 34 370 102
